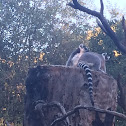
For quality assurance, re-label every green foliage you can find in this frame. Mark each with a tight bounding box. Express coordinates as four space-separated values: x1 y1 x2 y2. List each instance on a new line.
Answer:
0 0 90 124
0 0 58 124
88 20 126 126
0 0 126 125
88 20 126 81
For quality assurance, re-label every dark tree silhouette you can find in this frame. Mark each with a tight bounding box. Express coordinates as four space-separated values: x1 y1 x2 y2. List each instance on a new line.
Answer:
68 0 126 53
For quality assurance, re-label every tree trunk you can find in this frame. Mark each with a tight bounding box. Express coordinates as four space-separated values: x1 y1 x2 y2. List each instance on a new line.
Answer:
24 65 117 126
117 74 126 112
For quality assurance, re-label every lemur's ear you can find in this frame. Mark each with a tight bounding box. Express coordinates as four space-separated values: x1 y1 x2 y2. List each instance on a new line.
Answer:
102 53 107 56
79 44 89 52
79 44 84 48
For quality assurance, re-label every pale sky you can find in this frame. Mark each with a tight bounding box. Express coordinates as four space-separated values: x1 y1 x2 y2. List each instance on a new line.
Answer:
94 0 126 9
94 0 126 18
55 0 126 27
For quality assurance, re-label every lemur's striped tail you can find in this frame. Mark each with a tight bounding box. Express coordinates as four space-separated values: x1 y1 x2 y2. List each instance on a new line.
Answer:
78 62 94 106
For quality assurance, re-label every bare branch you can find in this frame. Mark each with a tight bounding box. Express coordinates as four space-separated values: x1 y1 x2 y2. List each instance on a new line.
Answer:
51 105 126 126
67 0 126 53
122 16 126 44
67 2 78 9
100 0 104 15
96 19 108 35
35 100 70 125
68 0 101 18
122 16 126 32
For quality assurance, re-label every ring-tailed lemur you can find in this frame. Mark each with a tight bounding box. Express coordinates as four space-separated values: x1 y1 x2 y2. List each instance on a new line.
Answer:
78 51 110 73
66 44 110 73
66 44 89 66
99 53 110 73
66 44 110 106
78 61 94 106
66 44 94 105
66 47 80 66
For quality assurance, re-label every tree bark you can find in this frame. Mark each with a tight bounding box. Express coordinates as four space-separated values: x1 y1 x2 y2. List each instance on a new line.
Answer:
117 74 126 112
24 65 117 126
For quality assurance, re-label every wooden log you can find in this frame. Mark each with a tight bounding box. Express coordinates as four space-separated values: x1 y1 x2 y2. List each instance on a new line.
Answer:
24 65 117 126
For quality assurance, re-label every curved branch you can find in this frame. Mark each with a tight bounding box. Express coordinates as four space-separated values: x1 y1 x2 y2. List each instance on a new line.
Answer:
96 19 108 35
51 105 126 126
68 0 101 18
122 16 126 33
35 100 70 125
67 0 126 53
122 16 126 46
100 0 104 15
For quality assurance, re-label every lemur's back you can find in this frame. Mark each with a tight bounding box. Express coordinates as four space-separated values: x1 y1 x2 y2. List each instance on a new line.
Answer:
78 52 102 71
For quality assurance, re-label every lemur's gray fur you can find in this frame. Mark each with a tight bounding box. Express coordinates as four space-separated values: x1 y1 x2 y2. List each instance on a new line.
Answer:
66 44 110 106
66 44 110 73
78 52 110 73
66 44 94 105
78 61 94 106
66 44 89 66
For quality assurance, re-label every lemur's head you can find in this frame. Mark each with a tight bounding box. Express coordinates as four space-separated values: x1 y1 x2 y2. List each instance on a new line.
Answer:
102 53 110 61
79 44 89 52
